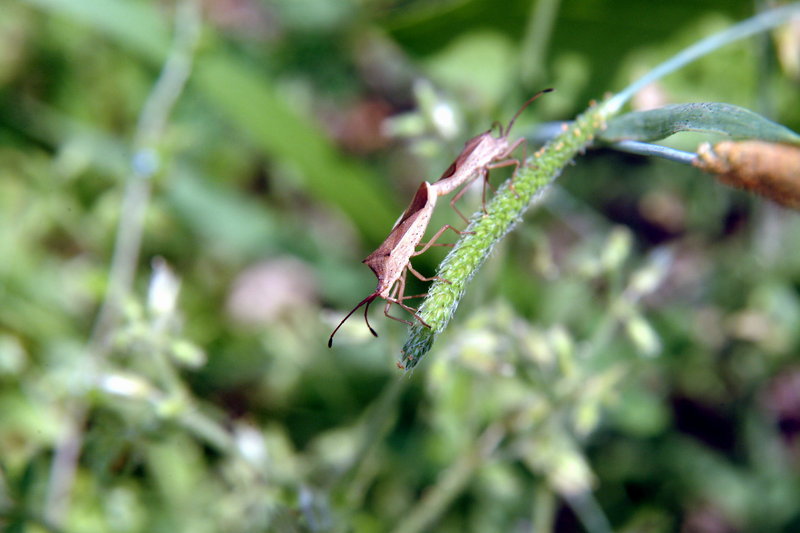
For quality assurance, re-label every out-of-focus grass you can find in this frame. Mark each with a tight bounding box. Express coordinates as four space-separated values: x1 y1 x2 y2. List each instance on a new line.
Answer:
1 0 800 532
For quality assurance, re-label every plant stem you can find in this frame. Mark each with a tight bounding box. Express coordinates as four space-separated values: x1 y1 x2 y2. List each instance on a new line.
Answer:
611 140 695 164
390 423 505 533
44 1 200 524
89 0 201 357
606 2 800 114
520 0 561 87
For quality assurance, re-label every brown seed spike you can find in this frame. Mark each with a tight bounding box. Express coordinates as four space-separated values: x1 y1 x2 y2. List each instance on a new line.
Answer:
695 141 800 210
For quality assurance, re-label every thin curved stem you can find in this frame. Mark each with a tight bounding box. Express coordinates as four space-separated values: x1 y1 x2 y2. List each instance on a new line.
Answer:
610 140 696 164
390 423 506 533
606 3 800 114
89 0 201 356
44 1 201 525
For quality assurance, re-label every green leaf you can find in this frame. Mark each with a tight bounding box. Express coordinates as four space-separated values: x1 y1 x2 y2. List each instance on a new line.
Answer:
600 103 800 144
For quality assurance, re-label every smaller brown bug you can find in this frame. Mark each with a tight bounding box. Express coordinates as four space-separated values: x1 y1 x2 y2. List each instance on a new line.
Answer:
431 88 553 221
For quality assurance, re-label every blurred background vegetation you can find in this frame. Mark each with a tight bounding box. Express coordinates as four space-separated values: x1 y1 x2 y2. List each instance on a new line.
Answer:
2 0 800 531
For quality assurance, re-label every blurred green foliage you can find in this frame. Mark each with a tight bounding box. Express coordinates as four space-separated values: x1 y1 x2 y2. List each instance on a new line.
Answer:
2 0 800 532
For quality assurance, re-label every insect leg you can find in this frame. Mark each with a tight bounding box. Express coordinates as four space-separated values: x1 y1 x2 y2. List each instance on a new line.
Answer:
383 307 416 327
399 291 429 300
487 157 520 197
414 224 472 256
383 272 417 327
479 167 495 214
386 296 432 328
383 270 432 328
448 180 475 224
490 137 527 197
406 262 450 284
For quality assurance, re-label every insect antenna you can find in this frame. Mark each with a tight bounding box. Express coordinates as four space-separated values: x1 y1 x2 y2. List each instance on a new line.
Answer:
328 293 379 347
500 88 554 137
